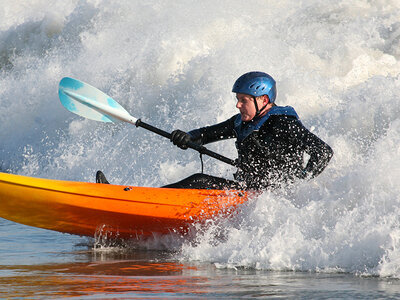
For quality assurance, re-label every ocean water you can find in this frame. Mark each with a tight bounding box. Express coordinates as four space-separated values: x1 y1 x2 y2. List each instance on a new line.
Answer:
1 0 400 298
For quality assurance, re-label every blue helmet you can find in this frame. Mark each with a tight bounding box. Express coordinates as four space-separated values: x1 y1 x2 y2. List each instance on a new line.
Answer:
232 71 277 103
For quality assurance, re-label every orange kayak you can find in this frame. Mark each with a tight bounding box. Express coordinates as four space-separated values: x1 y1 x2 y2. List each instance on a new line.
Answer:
0 172 249 239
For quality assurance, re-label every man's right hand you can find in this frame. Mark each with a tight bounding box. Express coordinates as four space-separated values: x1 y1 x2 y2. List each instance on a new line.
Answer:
170 130 192 149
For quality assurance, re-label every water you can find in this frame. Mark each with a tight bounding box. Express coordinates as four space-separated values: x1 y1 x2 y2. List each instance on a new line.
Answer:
1 221 399 299
1 0 400 298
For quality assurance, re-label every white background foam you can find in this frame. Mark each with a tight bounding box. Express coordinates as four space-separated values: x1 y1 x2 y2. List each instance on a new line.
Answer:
1 0 400 277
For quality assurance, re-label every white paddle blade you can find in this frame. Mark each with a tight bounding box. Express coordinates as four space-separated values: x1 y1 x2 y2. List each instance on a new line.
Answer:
59 77 137 124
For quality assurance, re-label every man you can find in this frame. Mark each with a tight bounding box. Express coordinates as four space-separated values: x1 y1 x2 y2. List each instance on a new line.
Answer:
163 71 333 190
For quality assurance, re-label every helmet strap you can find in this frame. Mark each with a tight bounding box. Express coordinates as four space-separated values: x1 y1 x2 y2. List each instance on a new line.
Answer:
252 96 269 119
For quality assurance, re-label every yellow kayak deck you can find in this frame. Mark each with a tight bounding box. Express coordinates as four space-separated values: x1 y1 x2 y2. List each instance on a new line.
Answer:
0 172 249 239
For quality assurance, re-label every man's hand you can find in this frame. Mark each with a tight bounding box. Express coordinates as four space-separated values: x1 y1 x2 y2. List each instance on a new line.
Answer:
170 130 192 149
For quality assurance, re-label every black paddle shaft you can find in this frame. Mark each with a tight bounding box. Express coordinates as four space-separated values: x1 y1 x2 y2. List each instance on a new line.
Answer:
135 119 237 167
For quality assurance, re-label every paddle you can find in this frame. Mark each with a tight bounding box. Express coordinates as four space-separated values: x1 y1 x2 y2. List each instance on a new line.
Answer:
58 77 237 166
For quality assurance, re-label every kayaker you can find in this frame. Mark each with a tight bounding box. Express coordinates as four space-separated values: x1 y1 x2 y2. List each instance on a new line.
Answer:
163 71 333 190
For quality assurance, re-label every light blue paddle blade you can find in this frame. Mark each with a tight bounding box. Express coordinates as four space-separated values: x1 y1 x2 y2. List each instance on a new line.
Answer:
59 77 136 124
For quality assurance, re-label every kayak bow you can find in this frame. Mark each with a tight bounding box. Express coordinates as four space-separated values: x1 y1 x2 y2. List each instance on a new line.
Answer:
0 172 249 239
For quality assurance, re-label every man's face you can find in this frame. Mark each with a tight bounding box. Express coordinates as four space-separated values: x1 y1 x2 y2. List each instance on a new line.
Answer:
235 93 268 121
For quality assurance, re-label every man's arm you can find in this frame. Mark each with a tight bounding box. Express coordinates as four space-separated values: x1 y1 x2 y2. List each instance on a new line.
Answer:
279 117 333 178
188 115 237 145
170 115 237 149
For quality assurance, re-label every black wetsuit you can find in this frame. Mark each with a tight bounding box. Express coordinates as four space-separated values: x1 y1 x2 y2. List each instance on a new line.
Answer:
164 106 333 190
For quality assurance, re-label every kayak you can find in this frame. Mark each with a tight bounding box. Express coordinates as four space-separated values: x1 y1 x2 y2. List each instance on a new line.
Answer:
0 172 249 239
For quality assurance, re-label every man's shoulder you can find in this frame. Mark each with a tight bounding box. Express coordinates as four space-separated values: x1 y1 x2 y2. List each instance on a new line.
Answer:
263 113 299 125
259 114 301 135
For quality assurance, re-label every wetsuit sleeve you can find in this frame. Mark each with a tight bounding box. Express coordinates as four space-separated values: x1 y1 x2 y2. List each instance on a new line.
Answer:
278 117 334 178
188 115 236 145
